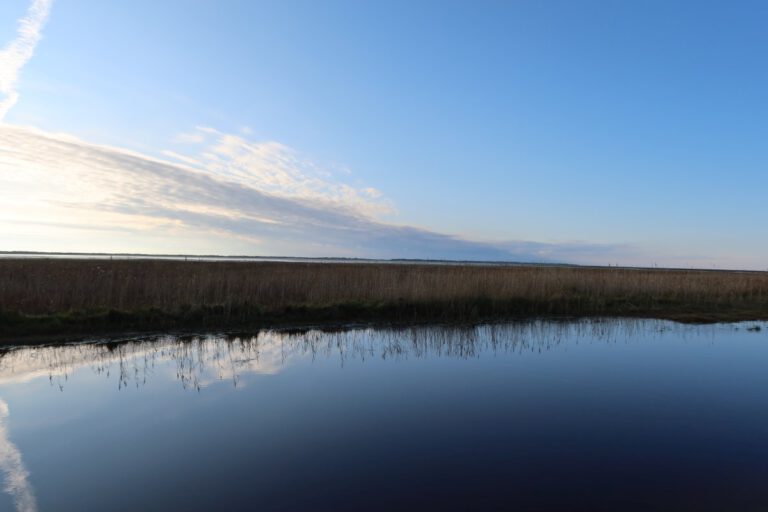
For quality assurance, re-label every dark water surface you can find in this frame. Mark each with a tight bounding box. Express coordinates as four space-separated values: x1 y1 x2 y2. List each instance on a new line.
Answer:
2 320 768 511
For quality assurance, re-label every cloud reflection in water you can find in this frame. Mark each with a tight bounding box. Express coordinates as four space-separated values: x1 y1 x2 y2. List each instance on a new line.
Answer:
0 319 708 393
0 400 37 512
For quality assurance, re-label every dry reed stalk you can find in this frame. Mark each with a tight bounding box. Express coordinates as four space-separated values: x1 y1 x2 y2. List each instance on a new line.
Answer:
0 259 766 319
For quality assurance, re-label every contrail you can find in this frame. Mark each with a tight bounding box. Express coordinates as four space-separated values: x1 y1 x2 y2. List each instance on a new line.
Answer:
0 400 37 512
0 0 53 120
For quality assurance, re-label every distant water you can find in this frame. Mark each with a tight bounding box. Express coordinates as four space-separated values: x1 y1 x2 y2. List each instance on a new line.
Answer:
0 252 379 263
2 320 768 511
0 252 526 265
0 251 540 268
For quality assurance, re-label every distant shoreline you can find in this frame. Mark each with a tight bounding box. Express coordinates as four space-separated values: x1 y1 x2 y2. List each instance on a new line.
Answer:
0 250 761 273
1 257 767 344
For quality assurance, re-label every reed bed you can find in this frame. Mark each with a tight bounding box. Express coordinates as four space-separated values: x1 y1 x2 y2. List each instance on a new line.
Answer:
1 259 768 337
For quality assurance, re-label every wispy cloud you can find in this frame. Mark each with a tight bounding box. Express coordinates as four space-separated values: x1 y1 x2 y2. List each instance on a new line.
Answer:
0 400 37 512
0 123 632 262
166 126 392 218
0 0 53 120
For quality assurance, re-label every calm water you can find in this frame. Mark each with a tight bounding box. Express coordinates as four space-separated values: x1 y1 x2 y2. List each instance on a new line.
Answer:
1 320 768 511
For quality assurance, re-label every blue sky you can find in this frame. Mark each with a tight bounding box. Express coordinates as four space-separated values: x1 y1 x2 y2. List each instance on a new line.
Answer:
1 0 767 268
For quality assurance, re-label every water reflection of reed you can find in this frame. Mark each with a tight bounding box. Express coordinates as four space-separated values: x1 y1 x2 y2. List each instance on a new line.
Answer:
0 319 724 392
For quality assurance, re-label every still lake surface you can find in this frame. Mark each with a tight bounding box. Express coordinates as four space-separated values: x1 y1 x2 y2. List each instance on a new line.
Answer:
1 319 768 511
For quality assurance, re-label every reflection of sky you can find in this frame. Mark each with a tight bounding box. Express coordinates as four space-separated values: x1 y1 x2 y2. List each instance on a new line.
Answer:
0 400 36 512
0 332 297 392
1 320 767 511
0 320 735 393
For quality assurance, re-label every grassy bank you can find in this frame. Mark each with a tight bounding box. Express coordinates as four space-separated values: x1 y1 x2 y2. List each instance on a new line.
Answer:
1 258 768 340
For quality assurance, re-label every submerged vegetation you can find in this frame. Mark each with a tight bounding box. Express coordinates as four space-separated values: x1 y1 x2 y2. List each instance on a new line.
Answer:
1 258 768 340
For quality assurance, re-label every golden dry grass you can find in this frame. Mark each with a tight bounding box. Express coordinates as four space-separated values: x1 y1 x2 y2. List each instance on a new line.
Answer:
1 259 767 324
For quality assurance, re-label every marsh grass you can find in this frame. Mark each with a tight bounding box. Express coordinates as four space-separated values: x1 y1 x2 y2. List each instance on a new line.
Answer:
1 259 768 338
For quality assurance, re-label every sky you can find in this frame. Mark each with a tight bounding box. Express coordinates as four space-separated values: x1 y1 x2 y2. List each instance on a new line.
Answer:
0 0 767 268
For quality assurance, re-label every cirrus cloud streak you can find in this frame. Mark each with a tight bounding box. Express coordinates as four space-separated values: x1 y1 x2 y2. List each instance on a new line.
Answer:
0 0 53 120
